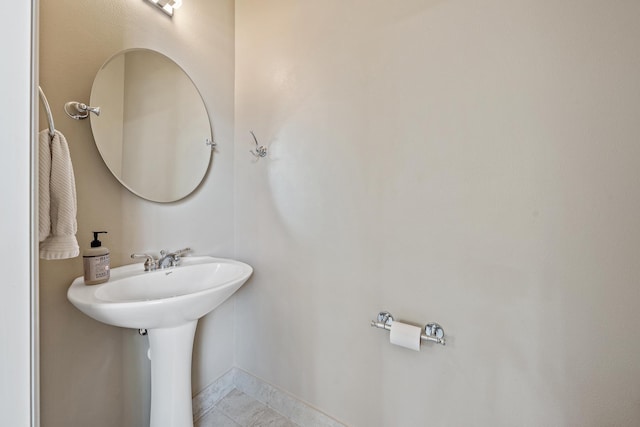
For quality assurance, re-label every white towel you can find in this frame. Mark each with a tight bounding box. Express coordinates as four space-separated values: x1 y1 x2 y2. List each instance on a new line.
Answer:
39 129 80 259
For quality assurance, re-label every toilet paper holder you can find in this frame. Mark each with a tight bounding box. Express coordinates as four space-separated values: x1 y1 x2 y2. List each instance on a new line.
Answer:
370 311 446 345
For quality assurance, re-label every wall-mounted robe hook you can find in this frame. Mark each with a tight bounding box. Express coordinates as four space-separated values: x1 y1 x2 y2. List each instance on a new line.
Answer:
249 131 267 159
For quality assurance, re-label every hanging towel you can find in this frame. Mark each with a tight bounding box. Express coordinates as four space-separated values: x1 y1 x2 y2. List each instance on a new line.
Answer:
39 129 80 259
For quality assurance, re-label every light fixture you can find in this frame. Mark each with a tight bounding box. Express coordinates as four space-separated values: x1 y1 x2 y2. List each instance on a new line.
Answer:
145 0 182 17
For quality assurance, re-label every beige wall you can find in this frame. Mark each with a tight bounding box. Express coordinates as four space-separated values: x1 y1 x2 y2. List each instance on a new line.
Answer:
39 0 235 426
234 1 640 426
38 1 640 426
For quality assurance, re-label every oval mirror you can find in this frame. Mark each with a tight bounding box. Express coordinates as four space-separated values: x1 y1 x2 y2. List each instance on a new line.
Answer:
89 48 212 203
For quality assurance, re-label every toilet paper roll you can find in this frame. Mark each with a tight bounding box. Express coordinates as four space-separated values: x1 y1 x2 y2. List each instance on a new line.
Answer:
390 321 422 351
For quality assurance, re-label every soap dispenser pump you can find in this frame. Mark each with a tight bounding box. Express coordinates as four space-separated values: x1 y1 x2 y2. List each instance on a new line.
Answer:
83 231 110 285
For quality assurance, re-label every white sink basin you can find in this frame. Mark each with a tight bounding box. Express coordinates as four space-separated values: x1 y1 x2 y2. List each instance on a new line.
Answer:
67 255 253 427
68 256 252 329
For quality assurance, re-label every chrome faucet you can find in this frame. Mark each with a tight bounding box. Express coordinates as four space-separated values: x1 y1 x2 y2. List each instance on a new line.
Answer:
131 247 191 271
157 247 191 269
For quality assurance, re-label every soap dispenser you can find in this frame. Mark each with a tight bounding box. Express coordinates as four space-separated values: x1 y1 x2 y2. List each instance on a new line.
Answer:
83 231 110 285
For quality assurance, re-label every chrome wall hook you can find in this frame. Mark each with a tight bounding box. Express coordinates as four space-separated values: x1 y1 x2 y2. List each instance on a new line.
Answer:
249 131 267 159
64 101 101 120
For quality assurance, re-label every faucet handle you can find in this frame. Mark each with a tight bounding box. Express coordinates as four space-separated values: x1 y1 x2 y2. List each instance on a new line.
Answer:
160 248 190 256
131 253 157 271
171 248 191 265
173 247 191 256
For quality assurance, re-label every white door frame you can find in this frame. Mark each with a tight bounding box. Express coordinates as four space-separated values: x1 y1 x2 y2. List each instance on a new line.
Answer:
0 1 39 425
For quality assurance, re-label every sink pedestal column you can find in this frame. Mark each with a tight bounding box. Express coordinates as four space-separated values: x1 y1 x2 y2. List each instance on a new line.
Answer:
148 320 198 427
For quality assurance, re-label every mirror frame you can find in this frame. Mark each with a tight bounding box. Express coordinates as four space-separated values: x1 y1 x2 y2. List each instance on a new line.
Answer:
89 48 213 203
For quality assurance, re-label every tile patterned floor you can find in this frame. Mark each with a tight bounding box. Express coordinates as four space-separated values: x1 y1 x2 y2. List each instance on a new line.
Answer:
196 389 300 427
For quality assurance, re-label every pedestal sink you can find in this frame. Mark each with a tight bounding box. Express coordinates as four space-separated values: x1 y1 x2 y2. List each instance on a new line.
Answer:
67 256 253 427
